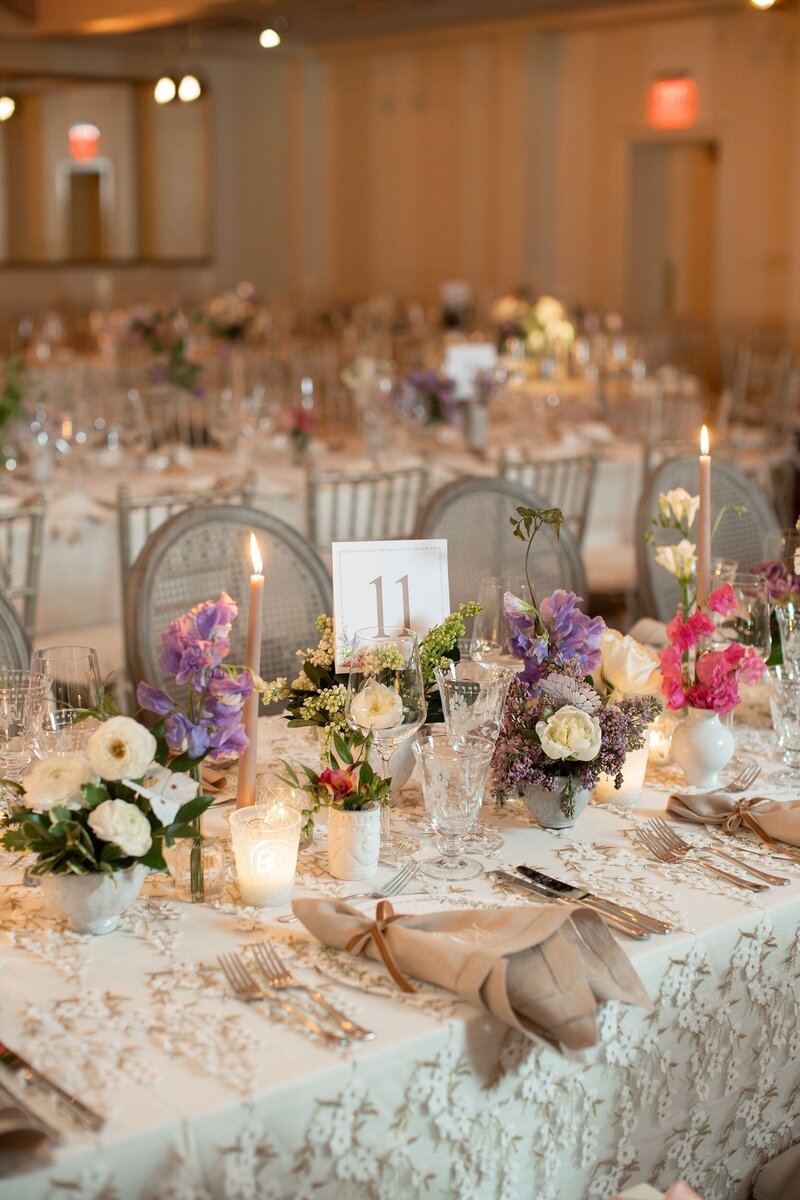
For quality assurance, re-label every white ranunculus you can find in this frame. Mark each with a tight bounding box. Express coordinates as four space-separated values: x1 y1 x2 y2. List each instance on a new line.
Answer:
131 762 198 825
600 629 662 696
350 678 403 731
22 753 98 814
88 798 152 858
658 487 700 530
533 295 565 328
86 717 157 782
536 705 602 762
654 538 697 583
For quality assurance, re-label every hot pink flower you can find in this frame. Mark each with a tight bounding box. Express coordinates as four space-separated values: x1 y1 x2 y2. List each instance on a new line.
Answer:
707 583 737 616
666 610 715 652
317 765 356 800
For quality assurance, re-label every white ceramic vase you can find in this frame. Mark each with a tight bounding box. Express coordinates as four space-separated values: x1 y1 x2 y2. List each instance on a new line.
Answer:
593 745 650 809
40 863 147 935
520 782 590 829
670 707 735 789
326 805 381 880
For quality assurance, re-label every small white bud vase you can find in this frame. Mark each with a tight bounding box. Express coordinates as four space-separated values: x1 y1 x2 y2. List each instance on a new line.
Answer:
670 707 735 789
593 745 650 809
40 864 147 935
326 806 381 880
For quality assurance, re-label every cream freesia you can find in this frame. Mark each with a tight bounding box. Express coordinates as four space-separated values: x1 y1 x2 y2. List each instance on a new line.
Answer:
658 488 700 530
350 678 403 731
131 763 198 824
600 629 662 697
22 753 98 813
655 539 697 583
88 799 153 857
536 706 602 762
86 717 157 782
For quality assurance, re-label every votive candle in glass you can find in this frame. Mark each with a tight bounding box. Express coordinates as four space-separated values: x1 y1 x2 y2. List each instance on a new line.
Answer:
592 745 649 808
229 806 301 907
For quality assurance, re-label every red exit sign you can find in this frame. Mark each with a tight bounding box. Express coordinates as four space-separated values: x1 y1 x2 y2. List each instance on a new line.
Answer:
648 77 698 130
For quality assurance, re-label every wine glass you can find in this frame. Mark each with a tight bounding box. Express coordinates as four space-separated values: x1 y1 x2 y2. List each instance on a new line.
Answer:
765 665 800 785
345 626 426 860
711 573 771 773
0 669 51 784
471 574 530 663
31 646 101 756
412 733 494 881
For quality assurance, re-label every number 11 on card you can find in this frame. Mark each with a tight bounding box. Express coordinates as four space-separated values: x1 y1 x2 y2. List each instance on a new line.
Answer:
369 574 410 636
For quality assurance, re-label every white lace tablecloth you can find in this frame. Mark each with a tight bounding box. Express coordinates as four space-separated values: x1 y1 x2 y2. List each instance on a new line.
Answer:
1 705 799 1200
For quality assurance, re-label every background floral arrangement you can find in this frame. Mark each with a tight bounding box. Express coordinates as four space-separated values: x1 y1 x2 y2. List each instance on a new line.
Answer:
201 284 258 340
403 369 460 426
126 305 203 394
659 583 765 713
1 716 212 876
755 555 800 667
280 405 317 454
490 291 575 355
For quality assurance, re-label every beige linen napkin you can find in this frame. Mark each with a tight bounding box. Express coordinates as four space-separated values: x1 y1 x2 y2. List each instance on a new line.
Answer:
293 898 652 1052
0 1084 53 1178
667 792 800 848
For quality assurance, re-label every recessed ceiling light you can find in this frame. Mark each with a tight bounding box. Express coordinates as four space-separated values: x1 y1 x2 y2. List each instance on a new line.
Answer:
259 28 281 48
154 76 177 104
751 0 777 8
178 74 202 102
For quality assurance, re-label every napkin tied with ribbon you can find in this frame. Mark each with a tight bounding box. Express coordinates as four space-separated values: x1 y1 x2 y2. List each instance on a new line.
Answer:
293 897 651 1052
667 792 800 848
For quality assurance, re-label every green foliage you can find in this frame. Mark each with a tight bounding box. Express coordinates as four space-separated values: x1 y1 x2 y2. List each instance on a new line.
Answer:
0 354 27 430
277 730 391 829
508 504 565 625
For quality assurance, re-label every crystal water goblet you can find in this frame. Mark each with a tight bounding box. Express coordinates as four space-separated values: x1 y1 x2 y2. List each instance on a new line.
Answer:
774 602 800 674
765 665 800 784
31 646 101 757
0 669 51 783
412 734 494 881
434 660 515 852
345 627 426 860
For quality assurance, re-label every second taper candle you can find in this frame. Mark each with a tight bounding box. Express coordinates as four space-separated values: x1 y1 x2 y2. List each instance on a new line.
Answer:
697 424 711 607
236 533 264 809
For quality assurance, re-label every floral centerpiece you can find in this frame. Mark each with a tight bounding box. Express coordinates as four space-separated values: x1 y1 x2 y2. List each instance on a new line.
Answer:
126 305 203 394
1 716 213 933
280 405 317 458
404 370 460 426
490 507 659 824
490 292 575 357
201 284 258 341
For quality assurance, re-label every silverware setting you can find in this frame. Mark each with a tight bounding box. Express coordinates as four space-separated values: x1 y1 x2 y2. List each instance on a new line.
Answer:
0 1042 105 1133
251 941 375 1042
489 870 651 940
515 864 673 935
277 862 422 924
217 953 351 1048
635 822 768 891
644 818 790 886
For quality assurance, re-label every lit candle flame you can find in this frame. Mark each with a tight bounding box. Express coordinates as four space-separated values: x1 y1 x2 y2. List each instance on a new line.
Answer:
250 533 263 576
700 424 709 456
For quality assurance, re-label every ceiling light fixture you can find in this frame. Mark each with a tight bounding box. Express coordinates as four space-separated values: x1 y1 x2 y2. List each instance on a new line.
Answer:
178 74 202 102
259 27 281 48
0 96 15 122
750 0 777 8
154 75 177 104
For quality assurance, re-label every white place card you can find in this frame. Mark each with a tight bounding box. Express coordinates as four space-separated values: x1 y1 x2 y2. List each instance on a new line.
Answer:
443 342 497 399
332 540 451 671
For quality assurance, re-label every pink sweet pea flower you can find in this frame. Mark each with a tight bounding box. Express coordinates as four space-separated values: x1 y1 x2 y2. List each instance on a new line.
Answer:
707 583 737 616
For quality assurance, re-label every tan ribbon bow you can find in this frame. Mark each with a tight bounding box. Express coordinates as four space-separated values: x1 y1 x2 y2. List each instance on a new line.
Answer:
721 797 761 834
345 900 417 993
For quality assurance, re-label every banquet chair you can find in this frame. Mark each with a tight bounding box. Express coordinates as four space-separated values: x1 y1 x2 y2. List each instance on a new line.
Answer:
0 495 45 641
125 505 332 700
498 449 600 547
0 590 31 669
635 456 781 622
117 474 256 591
307 463 430 553
412 477 587 610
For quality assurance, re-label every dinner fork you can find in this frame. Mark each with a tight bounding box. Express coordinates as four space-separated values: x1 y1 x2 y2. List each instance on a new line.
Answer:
634 824 768 892
277 862 421 924
251 942 375 1042
217 953 351 1048
708 763 761 795
646 818 789 886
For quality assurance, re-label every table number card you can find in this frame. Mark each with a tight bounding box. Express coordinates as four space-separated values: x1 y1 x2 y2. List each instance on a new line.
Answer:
332 540 451 670
443 343 497 399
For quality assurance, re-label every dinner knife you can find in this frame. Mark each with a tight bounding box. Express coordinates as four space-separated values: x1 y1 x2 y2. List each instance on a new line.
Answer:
516 865 673 935
0 1042 105 1132
489 870 650 940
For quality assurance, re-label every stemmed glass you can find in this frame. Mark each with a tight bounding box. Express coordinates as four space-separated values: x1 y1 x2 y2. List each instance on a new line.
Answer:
345 626 426 860
711 573 771 771
765 665 800 785
30 646 101 757
434 660 515 852
0 669 51 786
471 574 530 662
412 733 494 881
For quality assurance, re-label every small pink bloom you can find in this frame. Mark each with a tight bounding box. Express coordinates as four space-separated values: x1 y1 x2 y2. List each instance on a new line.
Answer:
707 583 737 616
317 766 356 799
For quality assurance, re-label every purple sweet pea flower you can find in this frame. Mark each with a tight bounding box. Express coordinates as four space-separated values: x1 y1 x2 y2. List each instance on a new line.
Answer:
206 670 253 704
136 682 174 717
193 593 238 643
540 590 605 673
205 714 248 759
165 712 211 759
174 642 219 690
503 591 536 630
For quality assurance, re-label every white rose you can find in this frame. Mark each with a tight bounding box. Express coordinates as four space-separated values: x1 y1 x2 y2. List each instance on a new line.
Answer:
534 295 565 328
536 705 601 762
350 678 403 731
22 753 98 814
86 717 157 782
128 762 198 825
600 629 662 696
654 539 696 583
88 798 152 858
658 487 700 530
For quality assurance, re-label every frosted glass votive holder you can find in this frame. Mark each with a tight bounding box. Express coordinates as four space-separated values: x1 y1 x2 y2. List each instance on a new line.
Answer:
229 806 302 907
593 745 649 808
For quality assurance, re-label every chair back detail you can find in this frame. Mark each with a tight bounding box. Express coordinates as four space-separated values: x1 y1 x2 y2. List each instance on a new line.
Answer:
636 455 781 622
307 463 430 551
0 590 31 669
413 477 587 610
498 450 600 547
126 505 332 700
0 495 45 641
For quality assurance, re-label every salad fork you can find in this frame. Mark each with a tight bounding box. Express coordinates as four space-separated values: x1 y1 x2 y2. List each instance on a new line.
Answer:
277 863 421 924
251 942 375 1041
635 824 767 892
217 953 351 1048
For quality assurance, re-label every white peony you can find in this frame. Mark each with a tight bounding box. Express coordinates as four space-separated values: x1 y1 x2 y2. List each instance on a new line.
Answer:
654 539 697 583
658 487 700 530
88 798 152 858
536 705 602 762
350 678 404 731
600 629 662 697
533 295 565 329
86 717 157 782
129 763 198 825
22 753 98 814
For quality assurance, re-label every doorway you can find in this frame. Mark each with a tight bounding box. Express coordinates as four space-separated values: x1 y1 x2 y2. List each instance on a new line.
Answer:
68 169 102 259
628 140 719 324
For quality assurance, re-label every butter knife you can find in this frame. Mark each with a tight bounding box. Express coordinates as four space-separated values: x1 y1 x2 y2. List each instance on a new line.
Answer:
516 865 673 935
0 1042 105 1132
489 870 650 940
